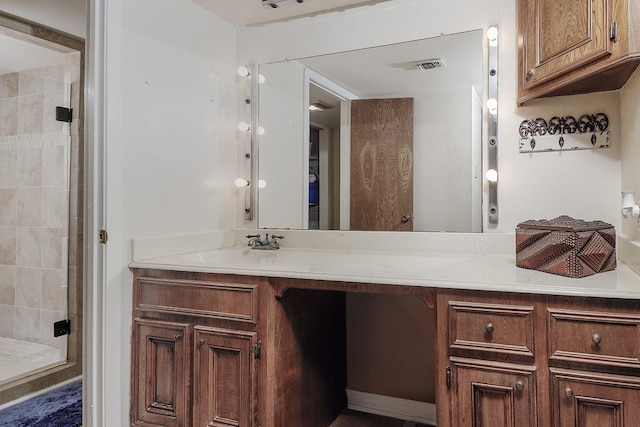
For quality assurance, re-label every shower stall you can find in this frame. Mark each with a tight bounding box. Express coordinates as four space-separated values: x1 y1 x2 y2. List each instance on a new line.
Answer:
0 14 84 404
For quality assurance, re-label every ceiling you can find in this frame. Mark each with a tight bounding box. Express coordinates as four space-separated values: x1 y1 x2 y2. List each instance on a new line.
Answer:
305 30 483 128
190 0 392 26
0 33 67 75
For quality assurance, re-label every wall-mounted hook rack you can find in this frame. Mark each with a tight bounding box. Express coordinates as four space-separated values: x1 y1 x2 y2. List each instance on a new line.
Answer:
518 113 610 153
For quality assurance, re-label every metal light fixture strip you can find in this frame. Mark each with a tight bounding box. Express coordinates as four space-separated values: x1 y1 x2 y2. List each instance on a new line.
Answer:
242 65 257 220
487 26 499 225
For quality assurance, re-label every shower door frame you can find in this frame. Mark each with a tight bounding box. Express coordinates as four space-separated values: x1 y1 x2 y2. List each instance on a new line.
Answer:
0 11 85 405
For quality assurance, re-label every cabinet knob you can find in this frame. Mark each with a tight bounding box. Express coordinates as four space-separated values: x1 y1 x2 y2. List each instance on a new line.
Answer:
198 338 206 346
564 387 574 398
485 323 494 333
515 381 524 391
401 215 411 223
592 333 602 346
525 69 535 81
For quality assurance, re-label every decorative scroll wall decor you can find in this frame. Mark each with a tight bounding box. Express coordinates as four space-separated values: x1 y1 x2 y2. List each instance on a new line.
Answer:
518 113 610 153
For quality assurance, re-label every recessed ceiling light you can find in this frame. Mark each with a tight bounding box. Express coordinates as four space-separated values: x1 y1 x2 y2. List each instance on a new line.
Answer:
309 101 334 111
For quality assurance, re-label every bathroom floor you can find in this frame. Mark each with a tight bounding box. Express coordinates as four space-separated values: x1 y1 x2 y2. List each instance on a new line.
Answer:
0 337 62 383
331 409 434 427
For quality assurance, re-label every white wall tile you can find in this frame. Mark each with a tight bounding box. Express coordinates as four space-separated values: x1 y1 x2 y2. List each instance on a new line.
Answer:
0 189 17 226
0 226 16 265
15 266 42 309
17 146 43 187
17 187 43 226
0 265 16 305
16 226 42 267
0 73 19 99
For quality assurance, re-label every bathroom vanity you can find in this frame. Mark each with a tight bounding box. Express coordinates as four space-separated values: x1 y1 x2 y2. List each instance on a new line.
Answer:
129 231 640 427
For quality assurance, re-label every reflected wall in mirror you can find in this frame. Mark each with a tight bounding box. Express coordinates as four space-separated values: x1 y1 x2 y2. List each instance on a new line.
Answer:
258 29 483 232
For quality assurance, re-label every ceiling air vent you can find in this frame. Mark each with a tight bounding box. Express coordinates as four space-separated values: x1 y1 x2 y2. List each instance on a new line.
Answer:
262 0 304 8
415 58 445 70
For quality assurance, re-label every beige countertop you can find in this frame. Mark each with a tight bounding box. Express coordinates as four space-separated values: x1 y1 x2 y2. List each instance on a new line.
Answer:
129 230 640 300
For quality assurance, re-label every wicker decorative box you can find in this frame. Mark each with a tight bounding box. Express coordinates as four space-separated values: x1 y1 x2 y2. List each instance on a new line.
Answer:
515 215 616 278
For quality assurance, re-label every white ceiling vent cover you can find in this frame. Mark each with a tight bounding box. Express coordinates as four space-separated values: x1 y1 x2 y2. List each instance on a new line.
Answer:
415 58 445 70
262 0 304 8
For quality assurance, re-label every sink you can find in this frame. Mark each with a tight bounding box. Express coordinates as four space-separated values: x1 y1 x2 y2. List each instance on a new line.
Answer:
175 247 276 263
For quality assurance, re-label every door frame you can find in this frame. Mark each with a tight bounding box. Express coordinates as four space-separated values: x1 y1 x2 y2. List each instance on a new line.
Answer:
304 69 357 230
84 0 107 425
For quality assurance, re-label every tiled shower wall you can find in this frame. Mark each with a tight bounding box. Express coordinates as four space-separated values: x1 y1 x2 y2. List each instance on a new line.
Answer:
0 53 81 355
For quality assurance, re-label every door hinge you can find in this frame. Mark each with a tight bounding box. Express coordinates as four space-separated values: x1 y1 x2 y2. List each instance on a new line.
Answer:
609 22 619 42
53 319 71 337
55 106 73 123
446 364 451 389
99 229 108 244
253 340 262 359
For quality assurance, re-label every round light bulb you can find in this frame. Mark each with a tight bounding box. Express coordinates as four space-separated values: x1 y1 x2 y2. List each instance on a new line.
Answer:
486 98 498 113
487 27 499 42
237 66 250 77
235 178 249 187
258 179 267 188
238 122 250 132
486 169 498 182
258 126 265 135
258 74 266 84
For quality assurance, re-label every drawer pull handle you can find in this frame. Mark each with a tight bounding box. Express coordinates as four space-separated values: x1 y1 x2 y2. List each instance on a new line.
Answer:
515 381 524 391
485 323 494 333
592 333 602 346
565 387 574 398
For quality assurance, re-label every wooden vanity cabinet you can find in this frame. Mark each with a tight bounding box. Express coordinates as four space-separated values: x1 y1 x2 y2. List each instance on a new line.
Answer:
437 289 640 427
130 269 265 427
517 0 640 104
130 267 640 426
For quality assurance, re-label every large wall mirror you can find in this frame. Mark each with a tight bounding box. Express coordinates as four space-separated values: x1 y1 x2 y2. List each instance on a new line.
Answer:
257 29 484 232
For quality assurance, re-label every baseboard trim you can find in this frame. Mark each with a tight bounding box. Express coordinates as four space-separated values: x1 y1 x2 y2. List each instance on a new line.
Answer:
346 389 437 426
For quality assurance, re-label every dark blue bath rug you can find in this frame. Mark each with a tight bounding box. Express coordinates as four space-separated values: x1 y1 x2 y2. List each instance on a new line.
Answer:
0 379 82 427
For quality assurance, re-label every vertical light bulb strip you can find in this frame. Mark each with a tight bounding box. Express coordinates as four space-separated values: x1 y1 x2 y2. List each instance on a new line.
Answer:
249 64 260 221
487 25 499 225
239 64 256 220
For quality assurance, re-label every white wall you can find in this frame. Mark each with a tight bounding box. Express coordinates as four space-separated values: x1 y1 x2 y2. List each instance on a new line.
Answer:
620 68 640 241
101 0 238 424
0 0 87 38
238 0 624 233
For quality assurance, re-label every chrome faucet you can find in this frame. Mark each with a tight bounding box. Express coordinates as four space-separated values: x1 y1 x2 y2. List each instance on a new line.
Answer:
246 234 284 250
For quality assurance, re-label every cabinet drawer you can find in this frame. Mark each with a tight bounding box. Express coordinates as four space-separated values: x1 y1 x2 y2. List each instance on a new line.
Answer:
548 308 640 368
135 276 259 323
448 300 535 358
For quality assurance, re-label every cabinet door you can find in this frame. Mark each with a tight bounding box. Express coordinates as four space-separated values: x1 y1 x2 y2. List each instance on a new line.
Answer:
551 368 640 427
194 326 257 427
450 357 537 427
521 0 612 88
132 318 191 427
